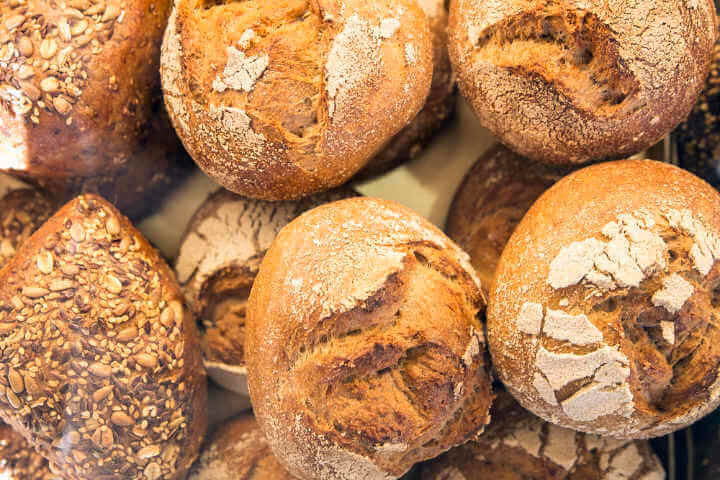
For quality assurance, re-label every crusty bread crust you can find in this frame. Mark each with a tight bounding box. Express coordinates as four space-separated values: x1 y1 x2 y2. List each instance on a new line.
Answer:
0 0 186 218
247 197 492 480
449 0 718 164
0 194 207 479
446 145 571 295
488 159 720 438
162 0 433 200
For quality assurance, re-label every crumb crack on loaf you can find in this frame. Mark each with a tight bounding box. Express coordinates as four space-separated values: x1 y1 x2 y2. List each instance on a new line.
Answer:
471 3 639 115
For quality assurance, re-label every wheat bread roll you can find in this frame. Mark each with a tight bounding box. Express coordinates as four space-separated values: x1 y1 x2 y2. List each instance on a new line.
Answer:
0 0 187 219
356 0 456 179
0 194 207 479
246 197 493 479
419 392 665 480
174 187 357 395
446 145 571 296
488 159 720 438
161 0 433 200
448 0 717 165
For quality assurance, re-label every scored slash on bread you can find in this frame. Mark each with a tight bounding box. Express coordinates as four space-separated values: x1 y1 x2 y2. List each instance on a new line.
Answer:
0 194 207 480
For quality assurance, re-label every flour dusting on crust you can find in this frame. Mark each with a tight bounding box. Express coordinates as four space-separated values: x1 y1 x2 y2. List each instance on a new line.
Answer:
212 46 268 93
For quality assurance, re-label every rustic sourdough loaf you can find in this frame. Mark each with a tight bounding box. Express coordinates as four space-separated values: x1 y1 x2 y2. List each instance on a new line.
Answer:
356 0 456 179
419 392 665 480
246 197 493 479
161 0 433 200
488 160 720 438
175 187 357 395
0 194 207 479
446 145 571 296
0 0 187 219
448 0 718 164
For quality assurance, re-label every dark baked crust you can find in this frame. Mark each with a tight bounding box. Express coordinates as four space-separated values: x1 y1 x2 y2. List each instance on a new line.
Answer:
0 194 206 479
448 0 718 165
446 145 571 295
0 0 187 219
162 0 434 200
247 197 492 479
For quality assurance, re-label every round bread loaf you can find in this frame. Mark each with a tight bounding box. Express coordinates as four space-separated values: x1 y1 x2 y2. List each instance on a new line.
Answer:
419 392 665 480
174 187 357 395
0 194 207 479
0 177 54 270
356 0 456 179
0 0 187 219
247 197 493 479
161 0 434 200
446 145 570 296
0 422 57 479
448 0 718 165
675 26 720 188
488 159 720 438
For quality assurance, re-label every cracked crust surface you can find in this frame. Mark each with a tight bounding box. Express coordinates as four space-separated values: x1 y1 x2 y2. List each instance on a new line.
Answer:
448 0 718 164
418 392 665 480
446 145 572 296
0 194 207 479
247 197 492 480
488 160 720 438
0 0 187 219
174 187 357 391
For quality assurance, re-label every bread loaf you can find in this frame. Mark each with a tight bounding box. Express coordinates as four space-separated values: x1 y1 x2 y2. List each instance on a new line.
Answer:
247 197 493 479
446 145 571 296
161 0 433 200
175 187 357 395
356 0 456 179
488 159 720 438
0 422 58 479
448 0 717 164
0 0 187 219
0 194 207 479
419 392 665 480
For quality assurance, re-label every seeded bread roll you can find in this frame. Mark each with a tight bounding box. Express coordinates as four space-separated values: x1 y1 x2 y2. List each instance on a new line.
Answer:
161 0 434 200
675 26 720 188
419 392 666 480
0 422 58 479
0 178 54 269
0 0 186 219
488 159 720 438
174 187 357 395
448 0 717 165
0 194 207 479
247 197 493 480
446 145 571 296
356 0 456 179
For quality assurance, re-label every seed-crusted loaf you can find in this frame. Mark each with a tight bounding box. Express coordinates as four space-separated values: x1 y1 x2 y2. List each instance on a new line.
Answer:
419 392 665 480
446 145 571 296
488 159 720 438
0 194 207 479
0 0 186 219
161 0 433 200
0 422 58 479
448 0 718 165
174 187 357 395
356 0 456 179
247 197 493 480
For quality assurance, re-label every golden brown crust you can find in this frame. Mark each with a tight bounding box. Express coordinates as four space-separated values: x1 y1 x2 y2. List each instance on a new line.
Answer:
0 194 207 479
0 0 187 219
488 159 720 438
356 0 456 179
247 197 493 480
448 0 718 164
446 145 571 296
162 0 434 200
419 392 665 480
174 187 357 393
189 414 295 480
0 185 55 270
0 423 58 479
